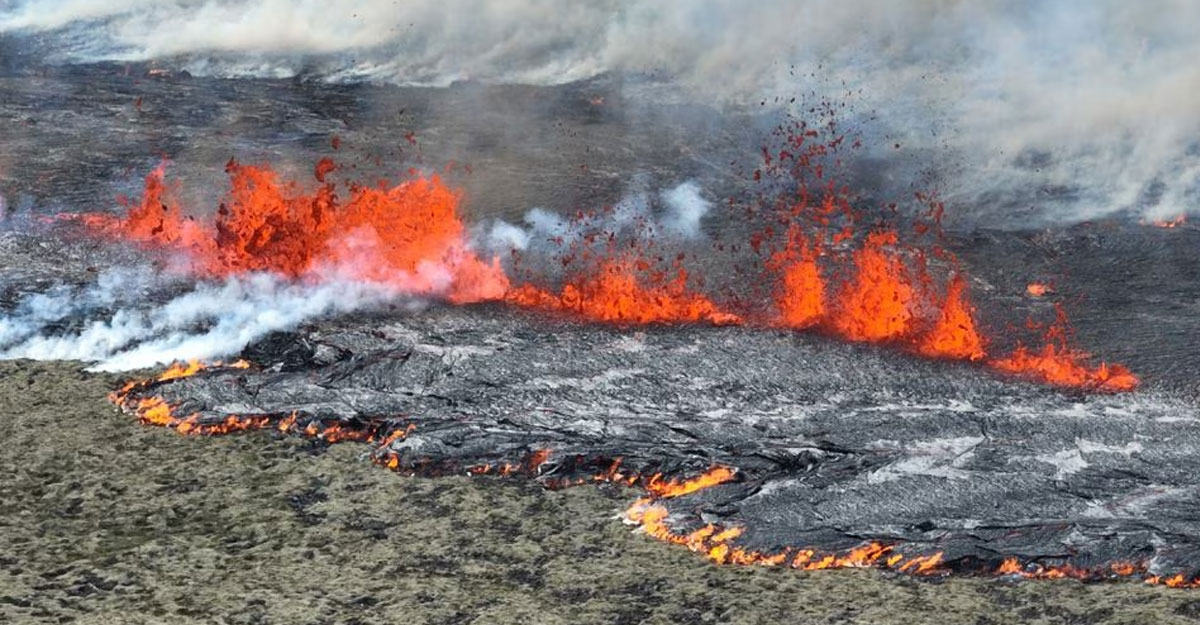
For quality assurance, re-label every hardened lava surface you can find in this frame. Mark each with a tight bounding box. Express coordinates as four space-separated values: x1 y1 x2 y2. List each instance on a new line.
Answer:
120 303 1200 578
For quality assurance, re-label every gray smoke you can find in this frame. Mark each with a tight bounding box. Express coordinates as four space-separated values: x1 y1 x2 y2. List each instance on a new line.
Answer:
2 1 1197 223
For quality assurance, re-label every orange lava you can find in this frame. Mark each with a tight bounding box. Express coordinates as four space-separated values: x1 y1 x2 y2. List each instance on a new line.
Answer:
115 160 507 303
1143 214 1187 228
1026 282 1051 297
995 558 1150 582
832 231 916 342
108 358 249 405
990 344 1139 392
119 163 210 250
988 306 1139 391
622 467 1192 584
770 230 826 329
644 466 737 499
917 274 986 361
115 364 415 444
619 462 950 575
466 448 553 477
506 261 741 326
84 154 1139 393
624 498 946 574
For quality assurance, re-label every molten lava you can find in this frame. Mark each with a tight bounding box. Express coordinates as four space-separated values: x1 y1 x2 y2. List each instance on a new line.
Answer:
832 231 916 342
769 229 826 329
82 151 1140 392
507 261 741 326
917 275 987 361
116 362 416 445
624 487 948 573
1026 282 1051 297
108 359 1170 586
115 160 508 303
1143 214 1187 228
644 466 737 499
119 163 209 250
988 305 1139 391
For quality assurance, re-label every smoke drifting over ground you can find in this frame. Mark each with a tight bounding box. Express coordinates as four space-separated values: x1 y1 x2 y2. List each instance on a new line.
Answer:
0 268 401 371
3 1 1199 223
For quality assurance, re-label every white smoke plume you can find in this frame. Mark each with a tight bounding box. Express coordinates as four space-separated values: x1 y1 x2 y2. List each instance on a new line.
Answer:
659 181 711 239
0 268 401 371
481 179 712 259
2 1 1198 222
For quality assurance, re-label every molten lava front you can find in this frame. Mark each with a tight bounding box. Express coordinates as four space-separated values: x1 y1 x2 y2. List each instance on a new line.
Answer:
99 299 1200 589
108 347 1195 587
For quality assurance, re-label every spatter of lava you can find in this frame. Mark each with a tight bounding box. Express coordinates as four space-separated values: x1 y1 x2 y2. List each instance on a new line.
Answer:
109 361 1180 586
71 143 1136 391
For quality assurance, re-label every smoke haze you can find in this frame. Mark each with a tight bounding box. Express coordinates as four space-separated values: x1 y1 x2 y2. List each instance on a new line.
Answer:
3 1 1197 224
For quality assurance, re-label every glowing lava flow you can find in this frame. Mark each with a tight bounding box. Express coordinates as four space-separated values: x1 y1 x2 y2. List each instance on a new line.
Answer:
107 359 250 407
621 467 948 573
1143 214 1187 228
992 558 1200 588
988 305 1139 392
621 466 1189 584
108 361 1182 586
111 360 417 446
506 261 741 326
1026 282 1051 297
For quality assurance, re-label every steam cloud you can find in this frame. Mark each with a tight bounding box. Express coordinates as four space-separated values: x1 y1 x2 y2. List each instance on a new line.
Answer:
480 179 712 261
0 267 400 371
2 2 1198 222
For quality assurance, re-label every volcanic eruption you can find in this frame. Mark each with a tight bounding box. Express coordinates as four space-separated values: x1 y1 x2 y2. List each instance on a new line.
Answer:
4 6 1200 619
79 118 1180 584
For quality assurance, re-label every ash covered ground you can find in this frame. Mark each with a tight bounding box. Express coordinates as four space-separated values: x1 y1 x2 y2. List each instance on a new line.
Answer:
3 34 1200 625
